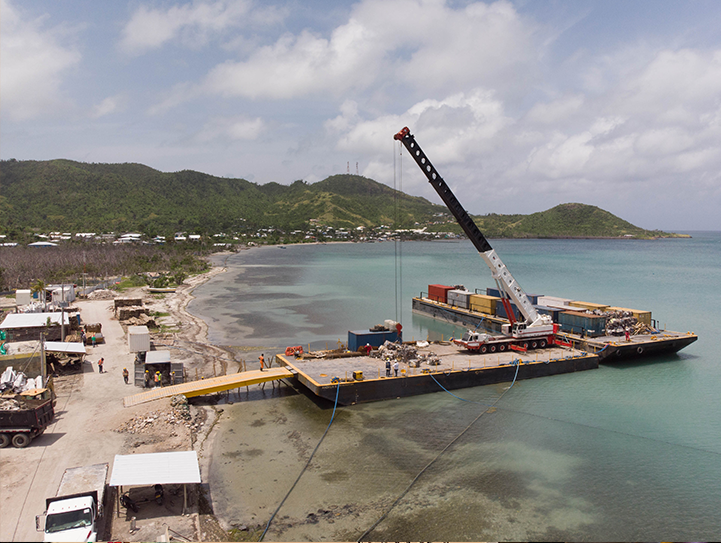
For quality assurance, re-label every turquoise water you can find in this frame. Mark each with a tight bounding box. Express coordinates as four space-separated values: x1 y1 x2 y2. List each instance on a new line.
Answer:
190 233 720 541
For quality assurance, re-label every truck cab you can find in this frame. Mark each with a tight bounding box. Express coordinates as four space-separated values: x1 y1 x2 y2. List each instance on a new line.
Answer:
38 492 99 542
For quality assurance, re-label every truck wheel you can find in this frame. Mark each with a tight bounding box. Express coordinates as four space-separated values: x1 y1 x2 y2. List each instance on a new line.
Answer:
0 434 9 448
531 341 538 349
12 433 31 448
540 340 547 348
480 346 487 354
498 344 506 352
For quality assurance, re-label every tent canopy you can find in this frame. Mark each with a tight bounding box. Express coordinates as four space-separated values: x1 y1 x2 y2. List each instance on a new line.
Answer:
44 341 87 355
109 451 201 486
1 313 70 329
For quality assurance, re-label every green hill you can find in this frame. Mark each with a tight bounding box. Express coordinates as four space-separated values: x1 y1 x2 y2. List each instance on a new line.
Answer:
0 159 681 239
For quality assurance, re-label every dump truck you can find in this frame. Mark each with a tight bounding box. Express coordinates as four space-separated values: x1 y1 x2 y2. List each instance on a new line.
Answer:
36 463 109 542
0 394 54 448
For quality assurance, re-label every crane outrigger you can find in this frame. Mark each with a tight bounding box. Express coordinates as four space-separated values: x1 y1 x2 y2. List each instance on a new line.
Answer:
394 127 557 352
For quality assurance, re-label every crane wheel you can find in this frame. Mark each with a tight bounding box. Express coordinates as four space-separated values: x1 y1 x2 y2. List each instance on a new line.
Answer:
531 341 538 349
490 345 496 353
480 346 488 354
540 340 547 348
498 344 506 352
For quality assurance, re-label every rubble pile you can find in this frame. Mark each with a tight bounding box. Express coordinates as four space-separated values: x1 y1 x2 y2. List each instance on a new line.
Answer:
372 341 441 367
0 397 22 411
115 396 194 434
604 310 642 336
88 289 115 300
0 366 43 394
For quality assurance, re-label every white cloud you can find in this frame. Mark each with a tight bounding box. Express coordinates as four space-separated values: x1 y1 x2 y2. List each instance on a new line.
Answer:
120 0 259 55
0 0 80 120
91 95 125 118
196 115 265 142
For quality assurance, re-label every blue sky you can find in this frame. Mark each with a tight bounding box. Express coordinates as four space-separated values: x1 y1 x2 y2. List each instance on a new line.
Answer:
2 0 721 230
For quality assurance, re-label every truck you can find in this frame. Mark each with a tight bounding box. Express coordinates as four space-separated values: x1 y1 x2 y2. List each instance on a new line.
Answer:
394 127 558 352
0 394 55 448
36 463 109 543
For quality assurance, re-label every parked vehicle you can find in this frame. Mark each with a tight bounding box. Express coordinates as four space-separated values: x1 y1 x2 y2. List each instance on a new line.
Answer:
36 463 108 542
0 394 54 448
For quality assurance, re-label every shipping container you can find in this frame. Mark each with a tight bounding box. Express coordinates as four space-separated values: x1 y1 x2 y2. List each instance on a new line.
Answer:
570 301 610 312
127 325 150 352
486 287 540 305
469 294 499 315
348 330 399 351
447 289 471 309
607 307 652 325
558 310 608 337
537 296 573 309
495 301 522 321
428 284 453 304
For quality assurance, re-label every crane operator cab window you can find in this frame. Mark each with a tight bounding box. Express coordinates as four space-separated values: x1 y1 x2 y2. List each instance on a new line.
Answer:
512 322 526 334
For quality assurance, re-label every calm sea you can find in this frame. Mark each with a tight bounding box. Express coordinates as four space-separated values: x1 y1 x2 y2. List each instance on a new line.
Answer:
189 233 720 541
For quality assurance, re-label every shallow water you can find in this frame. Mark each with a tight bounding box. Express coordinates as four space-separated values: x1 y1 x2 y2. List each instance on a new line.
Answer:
190 233 720 540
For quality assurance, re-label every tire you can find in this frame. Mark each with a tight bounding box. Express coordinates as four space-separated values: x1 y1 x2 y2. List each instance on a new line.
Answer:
531 341 538 349
490 345 496 353
498 344 506 352
637 347 644 354
480 346 488 354
540 340 547 348
12 433 31 448
0 434 9 448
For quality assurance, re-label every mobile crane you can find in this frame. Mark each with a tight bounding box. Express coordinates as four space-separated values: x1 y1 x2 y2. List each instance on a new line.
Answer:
394 127 557 353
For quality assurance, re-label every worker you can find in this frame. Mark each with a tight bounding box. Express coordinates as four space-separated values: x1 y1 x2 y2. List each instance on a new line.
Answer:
393 360 399 377
385 359 391 377
154 371 162 387
170 371 175 385
97 358 104 373
259 354 265 372
122 368 129 384
625 329 631 342
144 369 150 388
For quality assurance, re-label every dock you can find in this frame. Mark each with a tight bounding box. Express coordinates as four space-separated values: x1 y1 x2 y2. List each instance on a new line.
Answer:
278 343 598 405
122 367 294 407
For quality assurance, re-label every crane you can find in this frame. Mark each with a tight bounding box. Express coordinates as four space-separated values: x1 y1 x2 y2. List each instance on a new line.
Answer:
394 127 556 352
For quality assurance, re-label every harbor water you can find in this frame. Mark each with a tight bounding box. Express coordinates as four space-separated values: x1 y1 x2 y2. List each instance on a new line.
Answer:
189 233 720 541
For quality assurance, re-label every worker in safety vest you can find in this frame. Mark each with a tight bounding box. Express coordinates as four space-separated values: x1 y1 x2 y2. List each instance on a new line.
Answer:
122 368 129 384
154 371 162 387
259 354 265 372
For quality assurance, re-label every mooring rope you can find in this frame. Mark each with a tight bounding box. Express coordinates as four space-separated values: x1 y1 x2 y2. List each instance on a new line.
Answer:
259 382 341 541
357 362 521 541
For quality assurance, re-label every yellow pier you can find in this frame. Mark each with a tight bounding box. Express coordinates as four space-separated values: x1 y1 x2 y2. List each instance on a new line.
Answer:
123 367 294 407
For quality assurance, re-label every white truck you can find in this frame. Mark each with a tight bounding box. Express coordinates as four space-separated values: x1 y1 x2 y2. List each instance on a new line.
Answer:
36 463 108 542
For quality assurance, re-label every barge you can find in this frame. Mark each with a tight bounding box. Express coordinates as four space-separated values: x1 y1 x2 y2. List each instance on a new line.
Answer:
412 295 697 361
277 342 598 405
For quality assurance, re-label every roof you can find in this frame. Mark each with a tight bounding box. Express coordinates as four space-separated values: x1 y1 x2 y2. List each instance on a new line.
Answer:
44 341 87 355
109 451 201 486
0 312 70 329
145 350 171 363
127 325 149 335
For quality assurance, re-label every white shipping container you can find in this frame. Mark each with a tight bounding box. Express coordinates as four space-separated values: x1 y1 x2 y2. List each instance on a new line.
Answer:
128 325 150 352
16 289 31 305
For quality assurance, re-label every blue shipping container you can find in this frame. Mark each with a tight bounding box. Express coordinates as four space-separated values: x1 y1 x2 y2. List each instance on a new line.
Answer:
487 287 541 306
348 330 399 351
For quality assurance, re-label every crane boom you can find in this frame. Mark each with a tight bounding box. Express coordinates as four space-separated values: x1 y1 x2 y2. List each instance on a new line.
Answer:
394 127 550 329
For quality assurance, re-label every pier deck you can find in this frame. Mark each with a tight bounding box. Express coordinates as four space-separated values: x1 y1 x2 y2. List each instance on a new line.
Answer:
122 367 294 407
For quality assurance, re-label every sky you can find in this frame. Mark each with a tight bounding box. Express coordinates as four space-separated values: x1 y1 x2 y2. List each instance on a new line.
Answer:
2 0 721 231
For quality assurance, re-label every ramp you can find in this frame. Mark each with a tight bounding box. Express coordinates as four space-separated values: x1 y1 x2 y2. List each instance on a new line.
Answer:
123 367 294 407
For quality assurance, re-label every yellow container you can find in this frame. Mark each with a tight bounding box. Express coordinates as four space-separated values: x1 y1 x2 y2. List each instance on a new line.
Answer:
469 294 499 315
608 307 652 325
570 301 610 311
352 370 363 381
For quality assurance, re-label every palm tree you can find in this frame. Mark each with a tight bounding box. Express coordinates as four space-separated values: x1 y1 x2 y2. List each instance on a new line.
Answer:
31 279 47 311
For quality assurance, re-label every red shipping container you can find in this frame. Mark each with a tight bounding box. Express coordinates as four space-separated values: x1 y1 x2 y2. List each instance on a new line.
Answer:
428 284 453 303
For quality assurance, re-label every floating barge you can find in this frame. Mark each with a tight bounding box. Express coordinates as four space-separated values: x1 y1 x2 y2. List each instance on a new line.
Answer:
412 296 697 362
277 343 598 405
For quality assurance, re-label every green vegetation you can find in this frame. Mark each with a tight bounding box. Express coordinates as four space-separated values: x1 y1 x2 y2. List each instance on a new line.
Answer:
429 203 684 240
0 160 444 235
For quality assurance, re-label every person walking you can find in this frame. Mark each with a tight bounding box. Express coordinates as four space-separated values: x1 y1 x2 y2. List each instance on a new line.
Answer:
385 359 391 377
122 368 129 384
393 361 399 377
97 358 104 373
259 354 265 372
